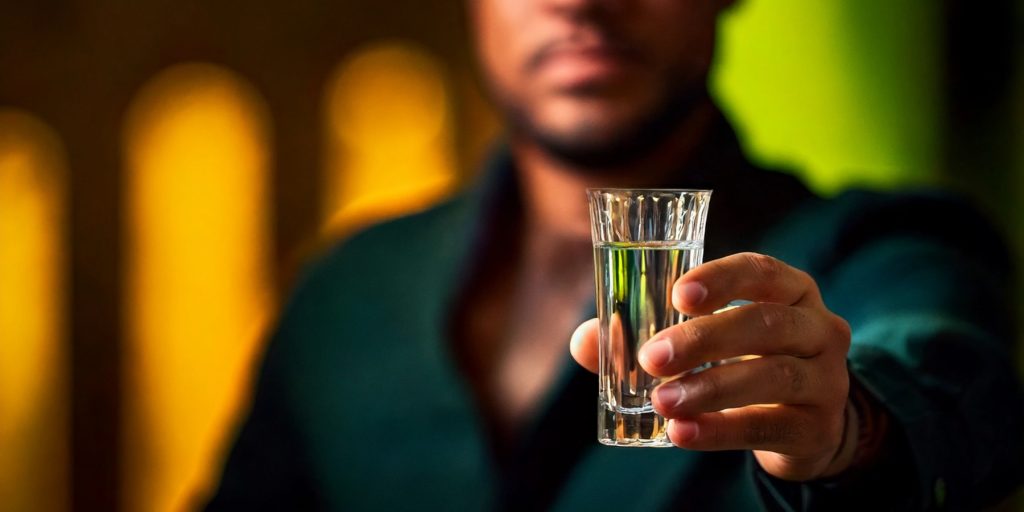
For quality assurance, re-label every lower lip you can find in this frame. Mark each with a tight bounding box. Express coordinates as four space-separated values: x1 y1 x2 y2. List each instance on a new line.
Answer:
539 51 632 89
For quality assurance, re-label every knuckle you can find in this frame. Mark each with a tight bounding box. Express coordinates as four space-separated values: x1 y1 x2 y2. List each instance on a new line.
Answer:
757 303 788 334
743 422 767 445
744 252 783 281
708 257 731 275
795 268 819 293
827 313 852 351
743 421 773 446
743 428 764 446
774 359 806 394
744 415 797 447
679 321 710 354
793 414 814 446
692 371 723 404
743 418 765 445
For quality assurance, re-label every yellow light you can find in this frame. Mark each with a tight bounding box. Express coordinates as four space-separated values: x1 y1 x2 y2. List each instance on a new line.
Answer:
0 109 69 511
322 40 457 236
122 64 273 511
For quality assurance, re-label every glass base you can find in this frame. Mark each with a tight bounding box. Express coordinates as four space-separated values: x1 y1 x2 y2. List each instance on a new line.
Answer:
598 437 674 448
598 401 672 448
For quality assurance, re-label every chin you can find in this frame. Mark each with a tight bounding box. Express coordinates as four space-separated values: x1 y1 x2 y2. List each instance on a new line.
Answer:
526 103 663 171
543 91 648 130
502 80 705 171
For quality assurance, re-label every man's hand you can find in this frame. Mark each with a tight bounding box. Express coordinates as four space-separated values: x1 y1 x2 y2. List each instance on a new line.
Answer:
570 252 855 481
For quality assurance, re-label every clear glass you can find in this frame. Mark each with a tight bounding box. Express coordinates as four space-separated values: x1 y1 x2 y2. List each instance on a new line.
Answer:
587 188 712 447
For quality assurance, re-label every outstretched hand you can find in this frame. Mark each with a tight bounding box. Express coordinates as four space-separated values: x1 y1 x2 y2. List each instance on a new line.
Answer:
570 252 856 481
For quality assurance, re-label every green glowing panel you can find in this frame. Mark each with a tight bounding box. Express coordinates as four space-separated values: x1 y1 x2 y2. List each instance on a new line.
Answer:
712 1 942 195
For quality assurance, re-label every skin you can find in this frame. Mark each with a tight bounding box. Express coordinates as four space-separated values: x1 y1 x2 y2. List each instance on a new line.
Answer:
469 0 860 481
571 254 856 480
474 0 720 170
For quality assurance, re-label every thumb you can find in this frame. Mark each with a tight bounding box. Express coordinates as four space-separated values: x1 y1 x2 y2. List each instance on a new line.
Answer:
570 318 600 373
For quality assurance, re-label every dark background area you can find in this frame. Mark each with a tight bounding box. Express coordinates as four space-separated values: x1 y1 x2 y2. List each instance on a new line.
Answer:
0 1 1021 510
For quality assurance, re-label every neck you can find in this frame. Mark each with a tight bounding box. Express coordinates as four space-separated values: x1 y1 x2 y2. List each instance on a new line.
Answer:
512 98 718 241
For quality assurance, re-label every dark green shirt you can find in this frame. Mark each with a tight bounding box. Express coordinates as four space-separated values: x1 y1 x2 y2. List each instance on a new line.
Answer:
208 120 1023 511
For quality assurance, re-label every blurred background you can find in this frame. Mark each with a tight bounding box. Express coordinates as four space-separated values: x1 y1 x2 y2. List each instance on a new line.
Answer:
0 0 1021 510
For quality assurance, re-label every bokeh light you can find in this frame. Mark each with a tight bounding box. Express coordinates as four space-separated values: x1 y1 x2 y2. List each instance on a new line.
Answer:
322 40 457 236
0 109 69 512
122 63 274 512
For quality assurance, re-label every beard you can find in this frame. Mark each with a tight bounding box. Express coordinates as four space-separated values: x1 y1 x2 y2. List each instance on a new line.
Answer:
499 78 708 175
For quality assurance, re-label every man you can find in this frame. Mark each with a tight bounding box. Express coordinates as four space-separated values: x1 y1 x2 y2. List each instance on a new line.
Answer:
207 0 1024 509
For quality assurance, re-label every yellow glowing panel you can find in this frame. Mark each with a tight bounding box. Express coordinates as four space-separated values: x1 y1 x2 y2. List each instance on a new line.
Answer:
323 41 457 236
123 64 273 512
0 109 68 511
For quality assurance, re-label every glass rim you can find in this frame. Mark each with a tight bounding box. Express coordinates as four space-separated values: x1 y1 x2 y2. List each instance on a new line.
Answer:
586 187 713 194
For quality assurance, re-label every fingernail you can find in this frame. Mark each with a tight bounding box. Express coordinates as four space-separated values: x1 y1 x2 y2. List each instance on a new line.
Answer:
569 324 584 352
640 338 673 369
656 382 685 409
680 281 708 307
675 420 699 443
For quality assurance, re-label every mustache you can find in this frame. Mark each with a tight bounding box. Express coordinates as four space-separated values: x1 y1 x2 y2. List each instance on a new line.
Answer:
524 31 645 74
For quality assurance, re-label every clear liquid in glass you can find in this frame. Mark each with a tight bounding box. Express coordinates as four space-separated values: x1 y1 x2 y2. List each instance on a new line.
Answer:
594 240 703 447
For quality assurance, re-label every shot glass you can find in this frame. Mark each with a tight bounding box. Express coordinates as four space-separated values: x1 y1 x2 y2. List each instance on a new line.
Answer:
587 188 712 447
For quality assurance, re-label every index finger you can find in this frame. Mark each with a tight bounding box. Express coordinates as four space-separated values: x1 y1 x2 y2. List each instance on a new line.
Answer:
674 252 820 316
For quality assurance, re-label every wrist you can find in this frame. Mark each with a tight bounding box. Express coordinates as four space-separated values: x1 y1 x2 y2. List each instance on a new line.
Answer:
818 397 859 478
819 377 890 479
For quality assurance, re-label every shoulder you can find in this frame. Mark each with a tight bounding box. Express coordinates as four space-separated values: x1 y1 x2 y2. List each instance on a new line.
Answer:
266 192 475 348
760 188 1014 342
292 193 473 297
761 188 1010 277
